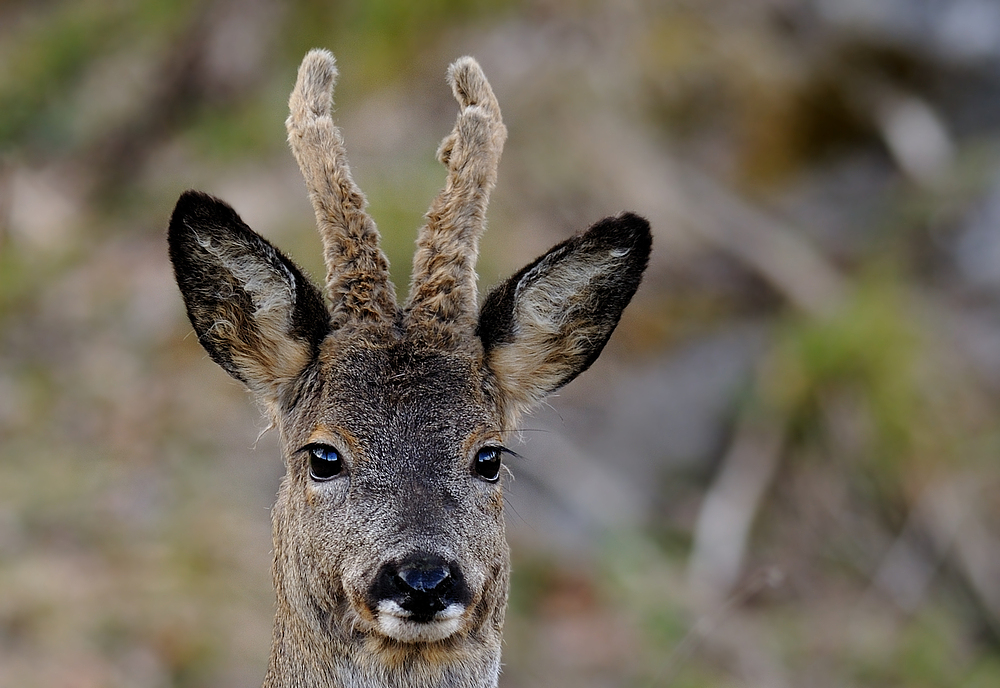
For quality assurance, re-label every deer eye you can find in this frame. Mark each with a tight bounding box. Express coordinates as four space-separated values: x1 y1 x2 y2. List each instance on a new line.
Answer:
474 447 503 482
308 444 343 481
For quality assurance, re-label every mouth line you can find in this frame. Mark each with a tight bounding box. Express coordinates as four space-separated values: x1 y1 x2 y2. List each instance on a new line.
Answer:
377 600 465 622
375 600 466 642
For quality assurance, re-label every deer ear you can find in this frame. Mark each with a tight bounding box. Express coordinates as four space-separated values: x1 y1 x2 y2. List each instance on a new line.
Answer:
477 212 651 419
168 191 330 407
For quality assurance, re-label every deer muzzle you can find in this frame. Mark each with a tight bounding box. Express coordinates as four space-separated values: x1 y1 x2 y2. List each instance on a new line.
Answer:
368 552 472 643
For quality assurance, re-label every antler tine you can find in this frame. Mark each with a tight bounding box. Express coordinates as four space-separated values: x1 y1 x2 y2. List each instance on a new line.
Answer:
286 49 396 327
405 57 507 338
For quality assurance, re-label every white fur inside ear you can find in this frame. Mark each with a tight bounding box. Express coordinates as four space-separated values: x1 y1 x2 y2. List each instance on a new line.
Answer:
196 232 296 318
195 231 312 402
489 248 629 422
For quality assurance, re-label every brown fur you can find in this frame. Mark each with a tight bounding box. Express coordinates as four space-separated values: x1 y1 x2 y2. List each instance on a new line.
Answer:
286 50 396 327
168 49 651 688
405 57 507 345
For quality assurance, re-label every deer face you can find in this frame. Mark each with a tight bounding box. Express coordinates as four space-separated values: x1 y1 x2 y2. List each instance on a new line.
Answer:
274 341 509 645
168 49 649 684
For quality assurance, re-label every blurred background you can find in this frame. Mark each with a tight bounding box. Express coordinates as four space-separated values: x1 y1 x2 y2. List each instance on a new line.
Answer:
3 0 1000 686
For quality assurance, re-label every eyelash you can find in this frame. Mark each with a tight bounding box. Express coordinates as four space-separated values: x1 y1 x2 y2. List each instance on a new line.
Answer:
474 446 511 482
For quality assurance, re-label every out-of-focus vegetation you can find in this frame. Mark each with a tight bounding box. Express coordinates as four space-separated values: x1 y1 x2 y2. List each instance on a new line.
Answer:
3 0 1000 686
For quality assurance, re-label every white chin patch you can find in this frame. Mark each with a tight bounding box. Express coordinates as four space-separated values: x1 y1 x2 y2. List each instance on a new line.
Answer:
376 601 465 643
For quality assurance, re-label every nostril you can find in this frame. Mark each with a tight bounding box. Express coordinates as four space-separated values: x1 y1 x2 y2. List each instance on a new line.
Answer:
398 564 450 593
368 554 472 624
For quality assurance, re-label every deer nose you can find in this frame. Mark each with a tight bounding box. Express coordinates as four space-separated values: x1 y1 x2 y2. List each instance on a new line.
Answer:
368 552 471 624
397 556 451 593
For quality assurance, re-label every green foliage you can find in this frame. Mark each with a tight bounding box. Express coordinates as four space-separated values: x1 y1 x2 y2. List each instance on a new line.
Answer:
359 160 446 290
768 271 921 471
849 608 1000 687
182 92 287 161
284 0 522 82
0 0 195 151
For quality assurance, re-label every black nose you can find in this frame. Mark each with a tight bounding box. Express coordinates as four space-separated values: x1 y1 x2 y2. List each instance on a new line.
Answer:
369 552 470 622
398 559 450 593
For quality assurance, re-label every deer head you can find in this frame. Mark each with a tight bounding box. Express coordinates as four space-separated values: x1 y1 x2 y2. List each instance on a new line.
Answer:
168 49 650 688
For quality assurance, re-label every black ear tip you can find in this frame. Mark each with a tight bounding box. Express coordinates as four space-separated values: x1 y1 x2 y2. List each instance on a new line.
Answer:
169 190 241 239
584 211 652 257
616 210 651 232
173 189 215 216
178 188 211 202
616 210 652 246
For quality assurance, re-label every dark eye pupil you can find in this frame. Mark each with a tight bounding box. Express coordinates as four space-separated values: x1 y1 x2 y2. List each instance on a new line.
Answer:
309 445 342 481
475 447 502 481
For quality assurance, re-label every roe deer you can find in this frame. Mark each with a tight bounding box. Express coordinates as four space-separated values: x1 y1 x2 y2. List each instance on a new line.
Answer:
168 48 650 688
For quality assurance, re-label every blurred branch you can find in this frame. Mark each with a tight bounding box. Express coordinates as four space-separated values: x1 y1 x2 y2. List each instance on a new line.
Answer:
84 0 281 198
682 169 849 318
655 567 786 688
924 477 1000 634
585 115 849 319
509 422 645 536
871 474 1000 636
870 496 944 614
847 75 956 190
872 92 954 189
687 381 786 605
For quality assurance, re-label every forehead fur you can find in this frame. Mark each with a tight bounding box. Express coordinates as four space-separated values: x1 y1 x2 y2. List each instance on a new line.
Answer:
283 333 497 447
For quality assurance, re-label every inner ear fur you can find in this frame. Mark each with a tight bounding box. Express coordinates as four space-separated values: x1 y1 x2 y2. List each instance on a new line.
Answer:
477 212 651 420
168 191 330 407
